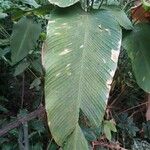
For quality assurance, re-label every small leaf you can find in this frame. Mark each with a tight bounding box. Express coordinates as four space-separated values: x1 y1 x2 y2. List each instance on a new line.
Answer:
118 113 139 137
132 139 150 150
30 78 41 89
106 0 120 5
11 17 41 65
142 0 150 11
109 120 117 132
103 120 117 141
0 96 8 102
0 105 8 113
83 128 97 141
0 38 9 46
0 137 9 144
31 143 43 150
21 0 40 8
104 123 112 141
142 121 150 139
31 59 43 74
0 47 10 58
31 119 45 134
0 12 8 19
14 60 30 76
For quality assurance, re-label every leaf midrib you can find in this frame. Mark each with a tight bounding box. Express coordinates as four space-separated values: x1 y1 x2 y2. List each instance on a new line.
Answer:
77 15 89 109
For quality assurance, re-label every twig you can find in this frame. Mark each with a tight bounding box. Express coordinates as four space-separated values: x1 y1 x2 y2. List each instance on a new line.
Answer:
129 107 145 118
27 67 38 79
0 106 45 137
92 141 128 150
118 102 148 115
109 86 128 107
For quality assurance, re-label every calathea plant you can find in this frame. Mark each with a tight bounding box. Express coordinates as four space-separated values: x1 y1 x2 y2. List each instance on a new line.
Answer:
42 0 132 149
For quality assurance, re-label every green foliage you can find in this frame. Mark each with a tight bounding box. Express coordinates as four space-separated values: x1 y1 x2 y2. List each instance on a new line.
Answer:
0 38 9 46
0 0 12 10
102 6 133 30
0 104 8 113
82 127 99 142
118 113 139 137
14 60 30 76
31 119 45 134
0 47 10 58
43 3 123 149
30 78 41 90
10 17 41 65
123 23 150 93
0 12 7 19
132 139 150 150
21 0 40 8
142 0 150 11
63 125 89 150
0 1 47 149
143 121 150 139
31 58 43 74
103 120 117 141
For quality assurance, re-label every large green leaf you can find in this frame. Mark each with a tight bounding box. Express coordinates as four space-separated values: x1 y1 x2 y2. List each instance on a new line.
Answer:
123 23 150 93
10 17 41 65
48 0 79 7
43 6 122 149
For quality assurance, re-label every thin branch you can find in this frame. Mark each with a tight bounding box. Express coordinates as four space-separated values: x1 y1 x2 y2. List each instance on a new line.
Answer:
109 86 128 107
92 141 127 150
0 106 45 137
27 67 38 79
118 102 148 115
